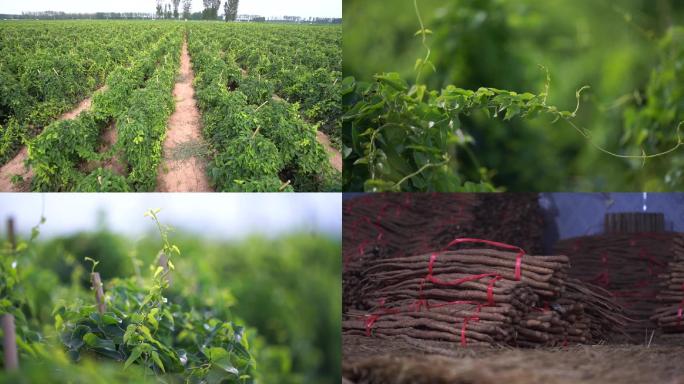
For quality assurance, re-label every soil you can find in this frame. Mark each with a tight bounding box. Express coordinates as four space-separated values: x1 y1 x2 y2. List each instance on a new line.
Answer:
0 147 32 192
316 130 342 172
156 38 212 192
343 335 684 384
0 86 106 191
99 123 126 174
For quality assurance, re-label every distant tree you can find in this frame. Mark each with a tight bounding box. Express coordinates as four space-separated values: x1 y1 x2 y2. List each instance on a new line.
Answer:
173 0 180 19
225 0 238 21
182 0 192 19
202 0 221 20
165 2 172 19
156 0 163 18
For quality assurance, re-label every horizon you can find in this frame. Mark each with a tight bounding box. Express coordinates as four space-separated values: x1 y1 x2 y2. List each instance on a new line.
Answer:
0 0 341 18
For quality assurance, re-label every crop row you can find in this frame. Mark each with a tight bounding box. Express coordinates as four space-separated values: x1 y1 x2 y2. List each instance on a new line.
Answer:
188 27 340 192
28 28 183 191
195 23 342 147
0 21 169 164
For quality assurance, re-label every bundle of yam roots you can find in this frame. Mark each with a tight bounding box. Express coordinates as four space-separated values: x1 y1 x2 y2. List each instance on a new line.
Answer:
652 234 684 332
343 193 544 311
343 193 543 266
555 232 676 338
343 245 627 348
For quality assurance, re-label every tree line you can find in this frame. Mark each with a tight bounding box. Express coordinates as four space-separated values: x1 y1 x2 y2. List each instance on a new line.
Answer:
156 0 238 21
3 0 341 23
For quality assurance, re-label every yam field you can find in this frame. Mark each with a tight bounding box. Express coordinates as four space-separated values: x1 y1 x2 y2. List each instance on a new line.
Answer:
0 21 342 192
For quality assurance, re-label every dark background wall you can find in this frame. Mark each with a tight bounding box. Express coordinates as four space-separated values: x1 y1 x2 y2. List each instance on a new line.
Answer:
343 193 684 253
540 193 684 252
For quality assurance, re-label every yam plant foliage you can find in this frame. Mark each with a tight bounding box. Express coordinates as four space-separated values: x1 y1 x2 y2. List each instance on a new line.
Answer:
188 25 340 192
27 29 182 192
0 210 341 383
0 22 164 166
1 21 339 192
343 71 586 191
344 0 684 191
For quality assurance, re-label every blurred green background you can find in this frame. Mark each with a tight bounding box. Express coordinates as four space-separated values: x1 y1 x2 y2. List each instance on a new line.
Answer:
344 0 684 191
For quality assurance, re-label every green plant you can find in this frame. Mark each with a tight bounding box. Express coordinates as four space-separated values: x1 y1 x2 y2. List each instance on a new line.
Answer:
188 24 341 191
54 210 257 383
342 0 682 192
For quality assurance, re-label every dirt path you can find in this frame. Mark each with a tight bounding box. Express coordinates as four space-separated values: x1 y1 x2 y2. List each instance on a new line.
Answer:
0 87 104 191
316 130 342 172
156 38 211 192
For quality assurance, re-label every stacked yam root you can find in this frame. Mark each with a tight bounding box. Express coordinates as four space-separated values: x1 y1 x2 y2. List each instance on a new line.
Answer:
555 233 675 338
343 245 625 348
342 193 478 266
343 194 478 312
652 234 684 332
343 193 544 311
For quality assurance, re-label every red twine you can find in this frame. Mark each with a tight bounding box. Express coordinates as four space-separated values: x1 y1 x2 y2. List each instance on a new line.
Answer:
460 304 483 347
443 238 526 281
363 237 528 346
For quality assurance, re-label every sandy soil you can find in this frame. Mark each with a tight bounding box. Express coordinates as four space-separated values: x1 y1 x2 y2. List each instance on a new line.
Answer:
156 38 211 192
316 130 342 172
99 124 126 174
0 87 105 191
343 335 684 384
0 147 32 192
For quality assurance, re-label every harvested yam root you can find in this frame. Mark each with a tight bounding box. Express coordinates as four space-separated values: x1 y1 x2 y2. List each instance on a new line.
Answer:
651 234 684 333
343 244 625 348
555 232 676 338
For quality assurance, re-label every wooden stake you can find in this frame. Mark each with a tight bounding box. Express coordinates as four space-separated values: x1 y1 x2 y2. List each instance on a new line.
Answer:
6 217 16 252
2 314 18 371
91 272 106 315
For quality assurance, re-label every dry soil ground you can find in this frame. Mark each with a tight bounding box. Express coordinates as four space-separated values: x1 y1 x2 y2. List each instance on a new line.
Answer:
343 335 684 384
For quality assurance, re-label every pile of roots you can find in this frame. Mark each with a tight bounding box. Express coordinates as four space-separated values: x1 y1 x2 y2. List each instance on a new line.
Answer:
555 232 676 338
343 193 544 311
343 245 626 348
652 234 684 332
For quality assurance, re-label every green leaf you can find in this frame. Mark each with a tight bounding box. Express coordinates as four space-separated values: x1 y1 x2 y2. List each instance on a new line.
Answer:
374 73 408 91
101 313 122 325
154 266 164 278
130 313 144 324
151 350 165 373
83 332 116 352
124 344 144 370
123 324 136 344
205 346 229 362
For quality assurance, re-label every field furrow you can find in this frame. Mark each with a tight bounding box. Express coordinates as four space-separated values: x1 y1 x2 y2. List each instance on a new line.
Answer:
156 38 211 192
0 85 106 191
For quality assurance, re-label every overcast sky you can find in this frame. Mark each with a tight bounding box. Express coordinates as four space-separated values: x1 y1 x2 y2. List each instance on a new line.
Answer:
0 193 340 239
0 0 341 17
